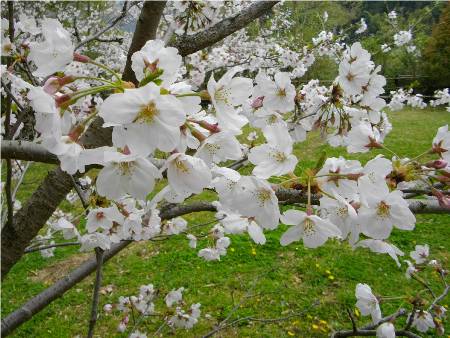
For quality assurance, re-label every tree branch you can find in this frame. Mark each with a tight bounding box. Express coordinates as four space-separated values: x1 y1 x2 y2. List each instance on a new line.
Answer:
86 248 104 338
171 1 279 56
75 2 134 50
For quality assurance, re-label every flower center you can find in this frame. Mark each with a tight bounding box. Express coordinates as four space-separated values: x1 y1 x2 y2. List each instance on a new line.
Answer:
118 161 134 175
214 86 230 104
255 188 272 207
277 88 286 97
205 143 220 155
271 150 287 162
376 201 390 218
175 159 190 173
303 218 316 235
135 101 158 124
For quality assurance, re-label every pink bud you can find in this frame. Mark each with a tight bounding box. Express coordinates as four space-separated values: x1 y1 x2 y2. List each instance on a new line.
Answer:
198 120 221 133
103 304 113 313
251 96 264 109
425 159 448 169
73 52 90 63
432 189 450 209
43 75 74 95
122 145 131 155
55 93 72 108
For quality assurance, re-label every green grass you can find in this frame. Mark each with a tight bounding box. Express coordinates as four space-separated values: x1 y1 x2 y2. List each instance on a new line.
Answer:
2 108 449 337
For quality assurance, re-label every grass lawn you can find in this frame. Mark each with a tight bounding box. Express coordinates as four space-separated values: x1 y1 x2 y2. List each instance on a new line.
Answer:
2 108 449 337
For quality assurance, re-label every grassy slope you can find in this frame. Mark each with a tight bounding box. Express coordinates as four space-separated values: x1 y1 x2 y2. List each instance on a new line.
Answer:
2 108 449 337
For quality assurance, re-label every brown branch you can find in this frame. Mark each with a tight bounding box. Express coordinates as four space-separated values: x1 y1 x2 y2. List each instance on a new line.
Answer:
24 242 80 253
171 1 279 56
87 248 104 338
1 141 449 216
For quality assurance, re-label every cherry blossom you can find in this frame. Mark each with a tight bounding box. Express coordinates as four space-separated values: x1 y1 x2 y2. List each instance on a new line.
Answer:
355 283 382 324
280 210 341 248
28 18 74 77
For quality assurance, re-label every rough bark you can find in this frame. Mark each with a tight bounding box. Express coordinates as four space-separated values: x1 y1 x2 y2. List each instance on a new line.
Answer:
1 167 73 278
172 1 279 56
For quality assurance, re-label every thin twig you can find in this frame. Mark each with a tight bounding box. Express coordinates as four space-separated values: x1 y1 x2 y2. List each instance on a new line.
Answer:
70 176 89 210
24 242 80 254
87 248 104 338
75 2 133 50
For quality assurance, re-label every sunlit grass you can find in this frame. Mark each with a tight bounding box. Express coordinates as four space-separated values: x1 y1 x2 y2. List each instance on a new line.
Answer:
2 108 449 337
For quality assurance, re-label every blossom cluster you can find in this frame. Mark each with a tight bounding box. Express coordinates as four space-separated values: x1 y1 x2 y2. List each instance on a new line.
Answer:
104 284 201 334
354 244 448 337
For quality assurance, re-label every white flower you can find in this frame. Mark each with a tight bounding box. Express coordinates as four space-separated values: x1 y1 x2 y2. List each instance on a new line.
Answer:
376 322 395 338
409 310 435 333
253 72 296 113
186 234 197 248
410 244 429 264
86 205 125 233
355 18 367 34
195 131 242 165
165 287 184 307
248 124 298 179
432 125 450 162
226 176 280 230
316 157 362 199
218 207 267 244
404 260 418 279
338 43 372 96
394 31 412 47
280 210 341 248
355 283 382 324
100 82 186 155
358 181 415 240
80 232 111 251
17 14 40 35
131 39 182 87
28 19 74 77
207 67 252 132
319 192 358 244
130 330 147 338
346 122 381 153
96 150 161 201
166 153 212 195
164 217 187 235
53 218 80 240
354 239 404 267
198 248 221 261
168 303 201 329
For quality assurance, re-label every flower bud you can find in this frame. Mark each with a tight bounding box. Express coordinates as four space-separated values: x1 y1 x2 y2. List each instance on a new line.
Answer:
43 75 75 95
432 188 450 210
197 120 220 133
55 93 72 108
251 96 264 109
73 52 91 63
103 304 113 313
425 159 448 169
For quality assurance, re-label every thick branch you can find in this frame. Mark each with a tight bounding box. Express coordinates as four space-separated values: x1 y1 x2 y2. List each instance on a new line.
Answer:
1 140 58 164
1 167 73 278
172 1 279 56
